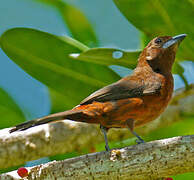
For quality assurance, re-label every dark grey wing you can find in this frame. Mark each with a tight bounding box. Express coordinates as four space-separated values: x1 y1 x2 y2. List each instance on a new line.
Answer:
80 78 162 105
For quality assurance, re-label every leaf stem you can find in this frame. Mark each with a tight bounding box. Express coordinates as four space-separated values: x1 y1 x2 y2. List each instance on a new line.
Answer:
59 36 89 52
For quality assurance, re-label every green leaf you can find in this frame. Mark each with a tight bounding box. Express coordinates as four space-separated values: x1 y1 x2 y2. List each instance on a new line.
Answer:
173 172 194 180
49 88 74 113
0 88 25 129
172 62 184 75
113 0 194 61
0 28 120 110
172 62 189 89
140 33 151 48
146 115 194 141
50 151 80 161
38 0 98 47
69 48 141 69
0 164 24 174
50 48 140 113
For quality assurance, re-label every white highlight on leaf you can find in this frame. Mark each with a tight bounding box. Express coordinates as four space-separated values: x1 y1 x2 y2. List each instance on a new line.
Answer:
69 53 80 58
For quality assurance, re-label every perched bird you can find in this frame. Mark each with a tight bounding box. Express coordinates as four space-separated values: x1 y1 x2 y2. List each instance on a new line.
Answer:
10 34 186 151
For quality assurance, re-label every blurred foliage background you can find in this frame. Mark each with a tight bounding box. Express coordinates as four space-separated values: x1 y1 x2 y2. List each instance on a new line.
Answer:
0 0 194 178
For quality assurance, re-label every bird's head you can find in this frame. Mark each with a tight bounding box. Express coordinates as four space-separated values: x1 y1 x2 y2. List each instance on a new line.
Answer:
138 34 186 74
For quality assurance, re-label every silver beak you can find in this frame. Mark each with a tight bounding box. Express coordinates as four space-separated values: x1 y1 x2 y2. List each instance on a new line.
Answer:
162 34 187 49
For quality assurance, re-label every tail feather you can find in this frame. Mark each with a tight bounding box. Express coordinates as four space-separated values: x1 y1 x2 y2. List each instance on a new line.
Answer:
9 109 84 133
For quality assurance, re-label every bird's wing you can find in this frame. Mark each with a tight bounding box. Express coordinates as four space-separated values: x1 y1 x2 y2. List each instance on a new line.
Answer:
80 78 162 105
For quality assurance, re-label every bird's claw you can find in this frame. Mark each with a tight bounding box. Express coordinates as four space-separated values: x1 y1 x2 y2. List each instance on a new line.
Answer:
105 145 110 151
136 138 145 144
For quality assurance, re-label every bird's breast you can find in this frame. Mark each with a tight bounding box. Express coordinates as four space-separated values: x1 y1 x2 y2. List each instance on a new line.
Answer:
134 74 174 126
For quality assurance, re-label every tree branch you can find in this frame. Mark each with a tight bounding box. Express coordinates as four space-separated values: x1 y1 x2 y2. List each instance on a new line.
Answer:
0 85 194 169
1 135 194 180
0 121 100 169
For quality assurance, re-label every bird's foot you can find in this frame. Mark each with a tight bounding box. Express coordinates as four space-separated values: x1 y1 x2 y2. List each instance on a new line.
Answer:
135 138 145 144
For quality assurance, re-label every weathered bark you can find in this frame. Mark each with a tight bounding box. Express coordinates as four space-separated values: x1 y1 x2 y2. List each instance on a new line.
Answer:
1 135 194 180
0 85 194 169
0 121 100 169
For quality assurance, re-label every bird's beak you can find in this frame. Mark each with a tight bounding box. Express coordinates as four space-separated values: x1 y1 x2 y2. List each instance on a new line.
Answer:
162 34 187 49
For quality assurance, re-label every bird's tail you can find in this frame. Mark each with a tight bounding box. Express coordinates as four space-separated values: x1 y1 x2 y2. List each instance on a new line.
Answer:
9 109 86 133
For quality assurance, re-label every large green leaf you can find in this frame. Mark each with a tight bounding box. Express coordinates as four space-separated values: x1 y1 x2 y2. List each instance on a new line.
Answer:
0 28 120 109
49 88 74 113
51 48 140 113
37 0 98 47
113 0 194 61
0 88 25 129
69 48 141 69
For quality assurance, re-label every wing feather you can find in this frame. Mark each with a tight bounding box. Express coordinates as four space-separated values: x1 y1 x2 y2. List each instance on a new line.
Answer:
80 77 161 105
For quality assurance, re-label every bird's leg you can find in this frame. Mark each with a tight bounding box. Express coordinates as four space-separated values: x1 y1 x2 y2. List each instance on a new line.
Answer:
100 125 110 151
130 130 145 144
126 119 145 144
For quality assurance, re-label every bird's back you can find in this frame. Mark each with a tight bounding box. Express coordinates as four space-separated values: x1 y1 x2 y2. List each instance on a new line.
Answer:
74 70 173 128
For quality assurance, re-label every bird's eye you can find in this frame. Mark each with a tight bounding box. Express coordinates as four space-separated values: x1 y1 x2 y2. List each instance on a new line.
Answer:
154 38 162 44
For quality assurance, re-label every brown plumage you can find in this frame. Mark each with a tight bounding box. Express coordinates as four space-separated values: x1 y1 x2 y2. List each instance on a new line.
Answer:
10 34 186 151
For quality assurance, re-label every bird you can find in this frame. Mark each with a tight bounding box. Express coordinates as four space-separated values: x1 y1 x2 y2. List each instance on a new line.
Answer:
10 34 186 151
